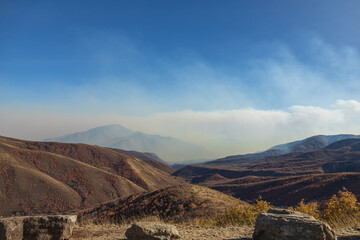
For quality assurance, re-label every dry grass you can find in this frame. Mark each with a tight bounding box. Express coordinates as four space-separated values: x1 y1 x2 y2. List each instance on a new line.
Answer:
290 189 360 229
193 197 271 227
73 215 163 240
194 189 360 230
72 221 253 240
77 184 244 225
71 190 360 239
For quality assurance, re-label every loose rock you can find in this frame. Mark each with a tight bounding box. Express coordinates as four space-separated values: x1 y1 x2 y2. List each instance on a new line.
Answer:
125 222 181 240
253 208 337 240
0 215 77 240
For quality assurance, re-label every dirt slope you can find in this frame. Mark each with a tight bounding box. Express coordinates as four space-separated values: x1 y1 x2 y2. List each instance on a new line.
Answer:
0 136 177 216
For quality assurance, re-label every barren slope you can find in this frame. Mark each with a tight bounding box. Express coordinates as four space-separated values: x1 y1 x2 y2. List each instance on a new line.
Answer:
0 136 177 216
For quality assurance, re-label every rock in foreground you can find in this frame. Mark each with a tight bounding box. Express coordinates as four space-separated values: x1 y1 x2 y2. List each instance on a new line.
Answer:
253 208 336 240
125 222 181 240
0 215 77 240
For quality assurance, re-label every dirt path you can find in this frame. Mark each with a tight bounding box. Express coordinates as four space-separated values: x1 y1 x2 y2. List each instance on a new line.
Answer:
71 224 253 240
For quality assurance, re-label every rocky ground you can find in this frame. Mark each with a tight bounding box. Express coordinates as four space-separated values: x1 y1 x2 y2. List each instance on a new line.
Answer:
71 224 253 240
71 224 360 240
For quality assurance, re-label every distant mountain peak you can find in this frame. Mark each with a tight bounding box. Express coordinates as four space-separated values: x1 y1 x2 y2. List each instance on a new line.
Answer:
44 124 210 163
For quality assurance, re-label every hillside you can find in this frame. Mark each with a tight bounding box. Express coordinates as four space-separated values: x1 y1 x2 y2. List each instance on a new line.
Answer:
205 149 286 166
77 184 246 223
44 124 210 163
174 136 360 206
0 136 177 216
206 134 360 166
212 173 360 205
269 134 360 153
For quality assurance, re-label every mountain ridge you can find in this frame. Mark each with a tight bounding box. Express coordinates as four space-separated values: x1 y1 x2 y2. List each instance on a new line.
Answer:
174 134 360 205
269 134 360 153
205 134 360 166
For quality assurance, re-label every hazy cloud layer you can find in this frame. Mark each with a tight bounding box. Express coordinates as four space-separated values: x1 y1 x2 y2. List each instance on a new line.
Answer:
2 99 360 158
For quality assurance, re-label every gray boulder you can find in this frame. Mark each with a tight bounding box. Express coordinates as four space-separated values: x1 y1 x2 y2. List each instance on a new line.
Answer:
253 208 337 240
125 222 181 240
0 215 77 240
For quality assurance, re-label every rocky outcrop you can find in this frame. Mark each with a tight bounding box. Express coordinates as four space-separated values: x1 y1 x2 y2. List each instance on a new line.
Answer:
253 208 337 240
0 215 77 240
125 222 181 240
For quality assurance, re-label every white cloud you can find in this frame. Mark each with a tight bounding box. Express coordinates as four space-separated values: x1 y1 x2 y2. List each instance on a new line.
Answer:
243 38 360 109
334 99 360 112
121 99 360 156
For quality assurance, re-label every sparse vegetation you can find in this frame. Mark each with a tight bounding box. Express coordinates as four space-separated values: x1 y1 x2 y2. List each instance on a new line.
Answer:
195 189 360 229
289 199 320 219
72 189 360 239
194 197 271 226
77 184 245 225
291 189 360 229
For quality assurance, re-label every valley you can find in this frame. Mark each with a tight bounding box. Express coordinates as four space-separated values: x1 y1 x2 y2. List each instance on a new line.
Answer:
1 133 360 239
173 135 360 205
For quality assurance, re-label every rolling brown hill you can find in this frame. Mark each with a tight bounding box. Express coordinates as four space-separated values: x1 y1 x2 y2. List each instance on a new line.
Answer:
0 136 177 216
211 173 360 205
174 138 360 206
77 184 247 223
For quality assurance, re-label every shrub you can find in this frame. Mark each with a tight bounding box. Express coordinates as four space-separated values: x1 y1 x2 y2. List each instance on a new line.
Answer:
321 189 360 228
289 189 360 229
195 197 271 226
289 199 320 220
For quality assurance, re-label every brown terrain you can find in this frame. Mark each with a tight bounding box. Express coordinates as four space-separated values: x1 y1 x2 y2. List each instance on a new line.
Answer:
174 138 360 206
77 184 246 223
1 134 360 239
71 224 360 240
0 136 177 216
72 223 254 240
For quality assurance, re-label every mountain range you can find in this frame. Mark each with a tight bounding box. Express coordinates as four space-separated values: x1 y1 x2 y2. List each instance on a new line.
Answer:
2 132 360 218
174 134 360 205
44 124 210 163
206 134 360 166
269 134 360 153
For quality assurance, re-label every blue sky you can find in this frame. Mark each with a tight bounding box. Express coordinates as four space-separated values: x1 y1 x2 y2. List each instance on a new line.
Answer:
2 1 360 156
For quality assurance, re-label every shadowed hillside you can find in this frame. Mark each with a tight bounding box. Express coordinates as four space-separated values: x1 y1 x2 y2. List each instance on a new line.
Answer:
212 173 360 205
0 136 177 216
174 136 360 206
